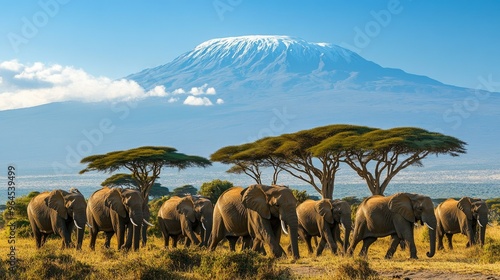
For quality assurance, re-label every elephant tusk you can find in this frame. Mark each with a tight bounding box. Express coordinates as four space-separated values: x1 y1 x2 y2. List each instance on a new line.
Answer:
488 222 494 227
86 222 93 229
281 220 289 235
130 217 139 227
477 219 484 228
340 222 345 230
74 220 83 230
424 222 434 231
201 221 207 231
143 219 154 227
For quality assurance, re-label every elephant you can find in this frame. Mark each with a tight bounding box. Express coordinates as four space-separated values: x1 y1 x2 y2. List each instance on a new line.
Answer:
157 195 213 248
348 192 436 259
295 199 352 256
27 188 88 249
435 197 489 250
87 187 146 251
209 184 300 259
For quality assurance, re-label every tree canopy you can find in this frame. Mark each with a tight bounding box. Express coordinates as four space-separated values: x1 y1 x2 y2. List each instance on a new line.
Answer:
211 124 466 198
312 127 467 195
80 146 211 202
100 173 170 198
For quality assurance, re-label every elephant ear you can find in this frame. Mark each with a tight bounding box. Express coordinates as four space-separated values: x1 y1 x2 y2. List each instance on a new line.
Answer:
314 200 334 224
105 189 127 218
177 197 196 223
457 197 473 220
45 190 68 219
241 185 271 219
388 193 415 223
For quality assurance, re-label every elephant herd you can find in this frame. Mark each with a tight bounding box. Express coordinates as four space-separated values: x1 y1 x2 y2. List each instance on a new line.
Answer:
27 185 490 260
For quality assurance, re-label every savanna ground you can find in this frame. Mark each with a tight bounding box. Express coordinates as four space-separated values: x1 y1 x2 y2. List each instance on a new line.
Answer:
1 225 499 280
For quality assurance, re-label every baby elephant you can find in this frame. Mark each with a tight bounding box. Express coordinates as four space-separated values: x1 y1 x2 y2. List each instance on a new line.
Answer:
435 197 489 250
27 188 88 249
296 199 352 256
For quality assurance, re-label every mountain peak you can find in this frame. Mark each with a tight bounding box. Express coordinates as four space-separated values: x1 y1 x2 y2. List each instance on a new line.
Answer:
128 35 442 94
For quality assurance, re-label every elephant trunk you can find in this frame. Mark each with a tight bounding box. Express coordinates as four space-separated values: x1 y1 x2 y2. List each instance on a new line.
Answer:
73 213 87 250
201 215 213 246
424 214 437 258
281 209 300 259
478 220 486 247
342 222 352 254
130 211 143 251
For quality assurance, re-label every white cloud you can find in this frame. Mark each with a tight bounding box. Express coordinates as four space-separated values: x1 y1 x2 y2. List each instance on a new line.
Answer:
206 87 216 95
0 60 222 111
0 60 22 71
183 96 213 106
216 98 224 104
147 85 168 97
173 88 185 94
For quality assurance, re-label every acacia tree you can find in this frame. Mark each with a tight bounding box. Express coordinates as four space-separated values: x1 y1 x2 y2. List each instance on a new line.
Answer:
211 125 373 198
311 127 467 195
80 146 211 201
80 146 211 244
211 139 285 185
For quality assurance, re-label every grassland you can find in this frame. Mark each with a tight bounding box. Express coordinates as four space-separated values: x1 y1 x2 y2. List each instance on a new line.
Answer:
1 225 499 279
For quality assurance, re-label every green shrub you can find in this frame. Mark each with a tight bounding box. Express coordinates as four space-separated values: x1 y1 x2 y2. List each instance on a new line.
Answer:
291 189 310 205
19 250 92 280
198 179 234 204
332 258 379 280
161 248 202 271
480 242 500 264
3 219 31 239
197 250 291 280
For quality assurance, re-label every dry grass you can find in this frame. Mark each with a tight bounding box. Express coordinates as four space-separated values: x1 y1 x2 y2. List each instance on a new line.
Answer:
1 225 499 279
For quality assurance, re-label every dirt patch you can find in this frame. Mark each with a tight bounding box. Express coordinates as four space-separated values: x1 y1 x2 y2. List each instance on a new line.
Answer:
288 265 500 280
380 270 499 280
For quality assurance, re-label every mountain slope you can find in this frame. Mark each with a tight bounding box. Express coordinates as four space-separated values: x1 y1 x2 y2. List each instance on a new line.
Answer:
127 35 446 96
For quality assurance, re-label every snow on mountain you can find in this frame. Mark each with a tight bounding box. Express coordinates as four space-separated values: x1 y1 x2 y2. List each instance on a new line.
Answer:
127 35 445 96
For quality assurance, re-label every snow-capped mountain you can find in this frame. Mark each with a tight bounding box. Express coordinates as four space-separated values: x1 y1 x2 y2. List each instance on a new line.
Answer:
1 35 499 176
127 35 445 96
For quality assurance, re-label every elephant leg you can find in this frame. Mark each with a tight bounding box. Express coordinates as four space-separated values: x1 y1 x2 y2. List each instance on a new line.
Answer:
172 235 179 248
446 233 454 250
359 237 377 257
437 226 445 250
89 227 98 250
41 233 48 247
323 227 338 255
252 238 267 255
241 236 252 250
385 235 401 259
298 227 313 255
30 220 42 248
226 236 239 251
315 237 327 256
104 232 114 248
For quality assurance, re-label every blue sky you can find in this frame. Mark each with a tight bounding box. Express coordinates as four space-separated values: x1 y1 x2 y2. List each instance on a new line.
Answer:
1 0 499 91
